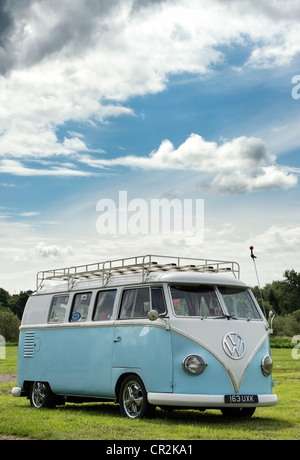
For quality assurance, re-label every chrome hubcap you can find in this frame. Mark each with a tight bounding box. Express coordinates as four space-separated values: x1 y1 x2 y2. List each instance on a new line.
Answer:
123 381 143 418
32 382 47 408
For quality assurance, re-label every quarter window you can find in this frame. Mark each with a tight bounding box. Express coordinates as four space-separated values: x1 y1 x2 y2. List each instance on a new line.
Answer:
70 292 92 322
48 295 69 323
151 287 166 314
93 290 116 321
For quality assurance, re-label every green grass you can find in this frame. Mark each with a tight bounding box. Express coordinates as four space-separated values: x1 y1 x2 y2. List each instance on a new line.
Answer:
0 347 299 440
0 345 18 374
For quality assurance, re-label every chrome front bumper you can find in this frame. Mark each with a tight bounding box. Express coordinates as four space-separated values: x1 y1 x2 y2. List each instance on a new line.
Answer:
147 392 278 407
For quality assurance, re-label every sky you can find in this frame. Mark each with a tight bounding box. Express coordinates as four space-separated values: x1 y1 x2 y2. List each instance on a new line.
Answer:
0 0 299 293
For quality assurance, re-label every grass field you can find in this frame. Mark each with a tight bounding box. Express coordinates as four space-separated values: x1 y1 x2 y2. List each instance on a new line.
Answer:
0 346 299 440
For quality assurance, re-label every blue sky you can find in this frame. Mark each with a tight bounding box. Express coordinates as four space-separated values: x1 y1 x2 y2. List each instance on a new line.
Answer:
0 0 299 292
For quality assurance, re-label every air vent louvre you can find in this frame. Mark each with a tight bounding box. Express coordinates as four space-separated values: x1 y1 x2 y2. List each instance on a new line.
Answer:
24 331 35 358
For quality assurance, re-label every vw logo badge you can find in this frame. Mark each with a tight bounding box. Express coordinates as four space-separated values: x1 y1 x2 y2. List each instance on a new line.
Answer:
223 333 246 360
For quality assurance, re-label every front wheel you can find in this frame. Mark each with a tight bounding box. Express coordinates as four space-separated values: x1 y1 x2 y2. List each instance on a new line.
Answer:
119 375 155 419
30 381 58 409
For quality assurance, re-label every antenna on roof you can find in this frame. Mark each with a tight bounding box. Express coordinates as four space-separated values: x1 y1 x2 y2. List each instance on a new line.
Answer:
249 246 266 318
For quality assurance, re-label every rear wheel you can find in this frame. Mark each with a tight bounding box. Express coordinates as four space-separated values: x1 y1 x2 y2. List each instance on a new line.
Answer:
119 374 155 419
30 381 58 409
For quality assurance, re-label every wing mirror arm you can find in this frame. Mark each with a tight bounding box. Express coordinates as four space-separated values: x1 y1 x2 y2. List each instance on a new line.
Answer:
148 309 170 330
268 310 276 334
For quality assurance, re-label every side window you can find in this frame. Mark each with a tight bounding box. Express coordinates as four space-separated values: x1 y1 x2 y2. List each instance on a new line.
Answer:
48 295 69 323
119 288 150 319
151 287 166 314
70 292 92 322
93 290 116 321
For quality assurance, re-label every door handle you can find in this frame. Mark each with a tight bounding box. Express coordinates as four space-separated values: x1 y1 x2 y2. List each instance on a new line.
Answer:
113 337 121 343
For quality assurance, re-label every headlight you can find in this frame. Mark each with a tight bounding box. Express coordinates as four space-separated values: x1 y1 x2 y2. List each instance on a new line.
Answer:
261 355 273 376
182 354 207 375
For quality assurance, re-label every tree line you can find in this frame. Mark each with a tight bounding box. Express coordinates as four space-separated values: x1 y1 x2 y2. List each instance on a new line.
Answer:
252 269 300 338
0 269 299 342
0 289 31 342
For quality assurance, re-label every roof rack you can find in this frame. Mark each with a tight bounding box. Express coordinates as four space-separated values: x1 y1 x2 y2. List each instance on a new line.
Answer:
36 254 240 292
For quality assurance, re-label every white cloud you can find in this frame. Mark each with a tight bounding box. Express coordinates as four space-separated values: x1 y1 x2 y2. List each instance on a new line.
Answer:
210 165 298 194
34 242 73 259
14 241 74 262
18 211 39 217
0 159 98 176
81 134 270 171
1 0 300 173
0 182 16 187
255 225 300 252
81 134 298 194
2 218 299 292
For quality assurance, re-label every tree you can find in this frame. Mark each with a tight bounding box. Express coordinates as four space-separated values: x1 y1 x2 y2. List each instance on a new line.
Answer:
268 289 279 311
8 291 30 319
0 310 20 342
252 270 300 315
279 270 300 314
0 288 10 309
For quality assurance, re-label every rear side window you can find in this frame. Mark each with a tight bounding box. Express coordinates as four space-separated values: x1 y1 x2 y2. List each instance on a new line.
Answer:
93 290 116 321
48 295 69 323
70 292 92 322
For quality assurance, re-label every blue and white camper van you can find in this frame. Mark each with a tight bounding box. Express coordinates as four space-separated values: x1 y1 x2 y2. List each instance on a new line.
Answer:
12 255 278 418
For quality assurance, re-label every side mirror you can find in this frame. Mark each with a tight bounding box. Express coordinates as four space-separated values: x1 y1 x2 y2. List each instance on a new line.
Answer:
148 309 159 321
268 310 275 333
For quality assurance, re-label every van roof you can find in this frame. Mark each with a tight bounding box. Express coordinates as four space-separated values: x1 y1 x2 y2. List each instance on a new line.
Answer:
35 254 242 294
148 271 248 287
35 271 248 295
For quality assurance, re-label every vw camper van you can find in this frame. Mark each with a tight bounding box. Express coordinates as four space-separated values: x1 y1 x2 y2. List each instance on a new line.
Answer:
12 255 278 418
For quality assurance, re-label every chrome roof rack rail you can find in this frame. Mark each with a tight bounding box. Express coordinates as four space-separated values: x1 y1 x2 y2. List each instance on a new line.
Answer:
36 254 240 292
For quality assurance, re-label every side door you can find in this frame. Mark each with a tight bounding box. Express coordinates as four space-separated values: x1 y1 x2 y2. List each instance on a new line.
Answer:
112 286 173 393
51 290 116 398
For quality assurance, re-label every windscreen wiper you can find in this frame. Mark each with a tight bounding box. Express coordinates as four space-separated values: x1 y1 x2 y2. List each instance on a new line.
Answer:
213 314 238 320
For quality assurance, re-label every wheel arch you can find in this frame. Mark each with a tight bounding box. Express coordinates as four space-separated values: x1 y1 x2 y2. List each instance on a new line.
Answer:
114 371 143 402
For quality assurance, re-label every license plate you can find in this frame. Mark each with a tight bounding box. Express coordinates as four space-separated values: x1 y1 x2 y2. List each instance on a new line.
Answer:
224 395 258 404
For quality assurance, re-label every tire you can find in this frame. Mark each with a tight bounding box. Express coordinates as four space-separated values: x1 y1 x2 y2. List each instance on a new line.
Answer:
118 374 155 419
30 381 58 409
221 407 256 418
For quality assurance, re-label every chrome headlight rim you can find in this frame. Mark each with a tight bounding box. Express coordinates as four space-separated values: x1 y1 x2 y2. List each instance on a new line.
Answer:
261 355 273 376
182 354 207 376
